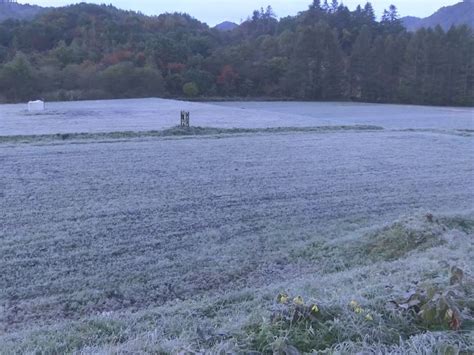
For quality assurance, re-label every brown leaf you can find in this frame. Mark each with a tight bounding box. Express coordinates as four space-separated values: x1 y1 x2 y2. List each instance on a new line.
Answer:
449 311 462 331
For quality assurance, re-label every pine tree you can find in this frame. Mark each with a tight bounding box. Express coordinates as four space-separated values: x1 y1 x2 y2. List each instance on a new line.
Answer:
399 29 426 103
265 5 276 19
453 26 474 105
322 28 346 98
309 0 321 10
322 0 329 12
381 5 403 34
350 25 373 99
288 24 329 99
364 2 376 22
422 26 448 105
388 5 399 22
381 33 407 101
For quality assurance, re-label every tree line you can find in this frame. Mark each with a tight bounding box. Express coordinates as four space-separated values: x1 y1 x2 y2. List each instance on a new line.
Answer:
0 1 472 106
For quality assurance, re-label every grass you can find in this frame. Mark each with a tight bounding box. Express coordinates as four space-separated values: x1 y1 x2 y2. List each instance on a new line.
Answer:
288 214 460 273
0 125 384 144
1 125 472 353
234 214 474 354
242 308 416 353
1 213 472 354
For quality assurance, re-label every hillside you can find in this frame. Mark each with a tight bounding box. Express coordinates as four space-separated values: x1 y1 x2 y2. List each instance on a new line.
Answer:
0 3 47 22
0 2 473 106
402 0 474 31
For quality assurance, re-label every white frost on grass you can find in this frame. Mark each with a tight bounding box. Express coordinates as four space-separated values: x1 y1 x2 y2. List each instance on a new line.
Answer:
0 101 473 353
0 99 473 136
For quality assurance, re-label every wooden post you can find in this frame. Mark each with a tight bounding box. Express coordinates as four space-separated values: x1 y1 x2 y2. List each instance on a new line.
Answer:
180 111 190 127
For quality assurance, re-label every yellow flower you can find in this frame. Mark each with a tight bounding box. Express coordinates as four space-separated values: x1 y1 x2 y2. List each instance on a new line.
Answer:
293 296 304 305
311 304 319 313
277 293 289 304
365 314 373 321
354 306 363 314
349 300 359 308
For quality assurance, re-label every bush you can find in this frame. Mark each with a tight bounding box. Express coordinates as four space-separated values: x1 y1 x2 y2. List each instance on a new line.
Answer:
183 82 199 97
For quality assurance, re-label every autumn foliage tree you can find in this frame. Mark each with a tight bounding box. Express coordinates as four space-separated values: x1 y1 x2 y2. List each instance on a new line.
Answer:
217 65 239 95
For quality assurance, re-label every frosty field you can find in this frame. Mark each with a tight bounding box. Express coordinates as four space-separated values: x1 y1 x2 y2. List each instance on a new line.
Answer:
1 98 473 136
0 99 473 353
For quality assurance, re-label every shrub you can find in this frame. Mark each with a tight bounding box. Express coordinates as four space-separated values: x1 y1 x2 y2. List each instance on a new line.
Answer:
183 81 199 97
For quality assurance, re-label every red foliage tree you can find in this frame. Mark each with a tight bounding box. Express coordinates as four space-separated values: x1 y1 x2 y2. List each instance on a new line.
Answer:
217 65 238 87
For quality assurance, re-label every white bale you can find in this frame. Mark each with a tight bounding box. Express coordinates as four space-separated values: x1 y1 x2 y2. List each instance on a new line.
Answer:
28 100 45 112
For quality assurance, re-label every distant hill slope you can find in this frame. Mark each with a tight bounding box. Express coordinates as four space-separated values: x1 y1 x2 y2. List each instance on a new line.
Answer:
0 3 47 22
214 21 238 31
402 0 474 31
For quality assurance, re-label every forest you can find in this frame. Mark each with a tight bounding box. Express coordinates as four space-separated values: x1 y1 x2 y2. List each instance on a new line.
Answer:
0 0 472 106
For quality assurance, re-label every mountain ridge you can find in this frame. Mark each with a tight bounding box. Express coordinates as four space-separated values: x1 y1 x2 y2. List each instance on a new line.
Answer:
2 1 473 31
401 0 474 31
0 2 48 22
214 21 238 31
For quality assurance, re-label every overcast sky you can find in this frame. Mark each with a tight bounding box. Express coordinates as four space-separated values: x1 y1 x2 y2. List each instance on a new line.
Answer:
21 0 461 26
